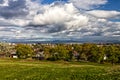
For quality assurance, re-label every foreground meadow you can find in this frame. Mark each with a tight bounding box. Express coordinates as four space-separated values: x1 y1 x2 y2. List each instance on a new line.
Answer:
0 59 120 80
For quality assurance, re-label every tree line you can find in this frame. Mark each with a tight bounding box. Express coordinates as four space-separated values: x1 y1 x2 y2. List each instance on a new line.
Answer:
0 43 120 64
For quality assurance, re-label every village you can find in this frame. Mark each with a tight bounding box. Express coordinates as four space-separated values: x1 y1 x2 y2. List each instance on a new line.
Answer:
0 42 120 64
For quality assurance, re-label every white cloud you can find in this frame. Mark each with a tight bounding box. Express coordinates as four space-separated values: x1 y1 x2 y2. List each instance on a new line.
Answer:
69 0 107 10
65 15 88 29
87 10 120 18
0 0 9 6
98 19 107 22
25 0 41 18
9 19 30 26
32 3 89 30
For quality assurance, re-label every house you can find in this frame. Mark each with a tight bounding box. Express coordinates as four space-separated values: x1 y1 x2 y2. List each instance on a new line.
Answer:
32 51 45 60
10 51 18 58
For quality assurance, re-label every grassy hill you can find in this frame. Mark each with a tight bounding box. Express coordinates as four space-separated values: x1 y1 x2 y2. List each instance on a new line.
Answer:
0 59 120 80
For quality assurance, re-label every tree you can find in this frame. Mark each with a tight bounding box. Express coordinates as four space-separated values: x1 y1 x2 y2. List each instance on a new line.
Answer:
105 45 119 65
97 47 106 63
89 45 99 62
16 44 34 59
48 45 70 61
48 47 59 61
0 42 12 57
81 43 95 61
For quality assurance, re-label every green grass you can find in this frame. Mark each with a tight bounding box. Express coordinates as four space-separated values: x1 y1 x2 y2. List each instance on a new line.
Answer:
0 59 120 80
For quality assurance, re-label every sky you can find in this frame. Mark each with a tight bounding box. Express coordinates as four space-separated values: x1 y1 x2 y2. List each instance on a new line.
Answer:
0 0 120 42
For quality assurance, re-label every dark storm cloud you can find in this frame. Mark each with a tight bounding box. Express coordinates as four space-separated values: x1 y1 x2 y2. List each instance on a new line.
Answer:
0 0 28 19
47 24 66 33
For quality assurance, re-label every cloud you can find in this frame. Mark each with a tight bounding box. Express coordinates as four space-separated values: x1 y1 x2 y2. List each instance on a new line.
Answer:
0 0 29 19
31 3 89 33
0 0 9 6
50 14 120 41
69 0 107 10
87 10 120 18
0 18 30 26
0 0 120 42
0 0 40 26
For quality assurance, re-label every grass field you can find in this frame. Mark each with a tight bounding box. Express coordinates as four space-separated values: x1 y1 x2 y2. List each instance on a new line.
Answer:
0 59 120 80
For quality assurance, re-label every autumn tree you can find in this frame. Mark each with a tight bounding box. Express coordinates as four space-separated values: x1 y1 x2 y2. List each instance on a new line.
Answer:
16 44 34 59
